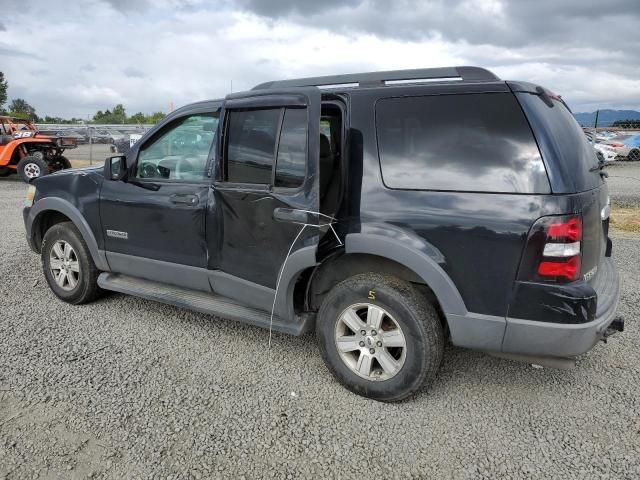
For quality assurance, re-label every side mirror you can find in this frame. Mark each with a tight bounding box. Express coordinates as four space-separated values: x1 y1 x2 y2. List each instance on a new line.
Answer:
104 155 127 181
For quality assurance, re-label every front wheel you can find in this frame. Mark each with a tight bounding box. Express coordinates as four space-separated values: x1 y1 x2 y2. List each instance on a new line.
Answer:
316 273 444 402
17 155 49 182
41 222 101 304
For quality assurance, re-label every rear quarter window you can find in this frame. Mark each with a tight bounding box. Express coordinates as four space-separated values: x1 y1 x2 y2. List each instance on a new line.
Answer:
375 92 550 193
515 92 602 193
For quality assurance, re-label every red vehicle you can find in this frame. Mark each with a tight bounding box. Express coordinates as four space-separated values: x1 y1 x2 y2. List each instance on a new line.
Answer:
0 116 76 182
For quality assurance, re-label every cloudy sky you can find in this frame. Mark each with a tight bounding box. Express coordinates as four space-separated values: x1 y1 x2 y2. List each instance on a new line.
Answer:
1 0 639 118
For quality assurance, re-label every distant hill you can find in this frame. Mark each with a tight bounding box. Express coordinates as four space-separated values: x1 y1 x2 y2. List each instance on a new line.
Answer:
573 109 640 127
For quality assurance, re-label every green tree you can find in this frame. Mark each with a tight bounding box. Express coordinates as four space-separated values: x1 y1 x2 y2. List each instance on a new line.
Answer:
9 98 38 121
146 112 165 124
112 103 126 123
612 119 640 129
93 104 127 124
0 71 7 112
128 112 146 124
93 109 113 123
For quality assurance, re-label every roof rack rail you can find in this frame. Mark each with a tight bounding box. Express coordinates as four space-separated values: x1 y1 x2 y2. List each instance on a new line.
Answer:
252 66 499 90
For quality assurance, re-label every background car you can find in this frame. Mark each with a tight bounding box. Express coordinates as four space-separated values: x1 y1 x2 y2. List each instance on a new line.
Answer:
594 142 618 162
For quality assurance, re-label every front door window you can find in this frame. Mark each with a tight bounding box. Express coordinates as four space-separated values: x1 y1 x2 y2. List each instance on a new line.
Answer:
136 113 218 182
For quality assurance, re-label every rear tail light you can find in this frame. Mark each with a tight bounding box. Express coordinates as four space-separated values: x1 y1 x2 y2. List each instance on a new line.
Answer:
547 217 581 242
538 256 581 281
518 215 584 283
536 215 582 282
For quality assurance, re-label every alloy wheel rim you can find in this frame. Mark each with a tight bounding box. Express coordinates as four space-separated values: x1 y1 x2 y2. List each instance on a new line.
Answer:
24 163 41 178
49 240 80 291
334 303 407 381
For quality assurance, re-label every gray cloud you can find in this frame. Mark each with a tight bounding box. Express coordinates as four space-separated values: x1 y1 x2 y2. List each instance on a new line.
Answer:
0 0 638 118
236 0 360 16
0 22 6 31
102 0 151 13
230 0 640 74
232 0 640 47
0 44 44 60
231 0 640 105
123 66 145 78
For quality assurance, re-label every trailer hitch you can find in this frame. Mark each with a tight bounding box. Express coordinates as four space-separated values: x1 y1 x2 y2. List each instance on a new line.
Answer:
602 317 624 343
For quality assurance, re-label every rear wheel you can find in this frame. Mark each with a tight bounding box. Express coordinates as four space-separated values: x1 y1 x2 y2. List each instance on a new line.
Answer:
628 148 640 162
316 273 444 402
50 155 72 172
0 167 11 177
41 222 101 304
17 155 49 182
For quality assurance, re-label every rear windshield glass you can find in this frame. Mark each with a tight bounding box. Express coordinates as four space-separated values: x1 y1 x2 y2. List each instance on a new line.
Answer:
515 92 601 192
376 92 550 193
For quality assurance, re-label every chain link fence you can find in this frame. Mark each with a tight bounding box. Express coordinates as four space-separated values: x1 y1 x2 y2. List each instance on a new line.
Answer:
584 127 640 162
34 123 155 165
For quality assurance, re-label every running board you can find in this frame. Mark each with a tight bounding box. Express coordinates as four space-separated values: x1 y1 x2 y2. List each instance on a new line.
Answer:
97 273 311 335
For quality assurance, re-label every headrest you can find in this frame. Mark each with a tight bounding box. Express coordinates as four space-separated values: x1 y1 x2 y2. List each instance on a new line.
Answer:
320 134 331 157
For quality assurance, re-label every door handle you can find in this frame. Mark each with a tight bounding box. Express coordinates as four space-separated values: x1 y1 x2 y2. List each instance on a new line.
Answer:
273 208 310 224
170 194 199 206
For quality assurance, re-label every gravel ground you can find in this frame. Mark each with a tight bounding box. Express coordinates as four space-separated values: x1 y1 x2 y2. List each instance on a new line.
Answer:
1 176 639 479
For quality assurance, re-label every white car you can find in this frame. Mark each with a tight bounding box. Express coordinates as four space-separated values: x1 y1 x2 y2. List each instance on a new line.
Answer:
594 142 618 162
595 131 618 141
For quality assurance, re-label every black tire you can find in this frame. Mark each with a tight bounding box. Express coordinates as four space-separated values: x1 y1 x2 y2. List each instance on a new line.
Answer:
17 155 49 182
49 155 72 172
59 155 72 169
41 222 101 304
30 150 45 161
628 148 640 162
316 273 444 402
0 167 11 177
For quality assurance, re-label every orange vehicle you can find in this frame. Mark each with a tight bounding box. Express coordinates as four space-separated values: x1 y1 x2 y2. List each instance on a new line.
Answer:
0 116 77 182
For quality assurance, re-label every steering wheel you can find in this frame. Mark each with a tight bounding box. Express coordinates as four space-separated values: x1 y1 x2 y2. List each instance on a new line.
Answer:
141 162 158 178
175 156 195 179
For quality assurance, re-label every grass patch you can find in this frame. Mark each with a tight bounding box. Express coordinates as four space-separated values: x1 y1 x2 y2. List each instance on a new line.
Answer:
610 206 640 234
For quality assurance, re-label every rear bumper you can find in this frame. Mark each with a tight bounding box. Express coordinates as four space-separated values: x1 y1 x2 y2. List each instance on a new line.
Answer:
501 256 621 357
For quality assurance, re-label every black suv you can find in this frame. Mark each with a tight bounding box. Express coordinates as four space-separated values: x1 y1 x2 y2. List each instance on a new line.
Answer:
23 66 622 401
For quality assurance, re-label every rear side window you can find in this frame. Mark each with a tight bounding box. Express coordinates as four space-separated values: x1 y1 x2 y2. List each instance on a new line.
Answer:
376 93 550 193
226 109 280 184
225 107 308 187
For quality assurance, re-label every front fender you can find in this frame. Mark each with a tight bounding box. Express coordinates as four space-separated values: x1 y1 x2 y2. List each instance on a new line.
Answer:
0 139 22 165
25 197 110 271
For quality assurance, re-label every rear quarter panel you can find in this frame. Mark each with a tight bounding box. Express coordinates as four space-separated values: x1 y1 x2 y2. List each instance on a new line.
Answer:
347 88 581 318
